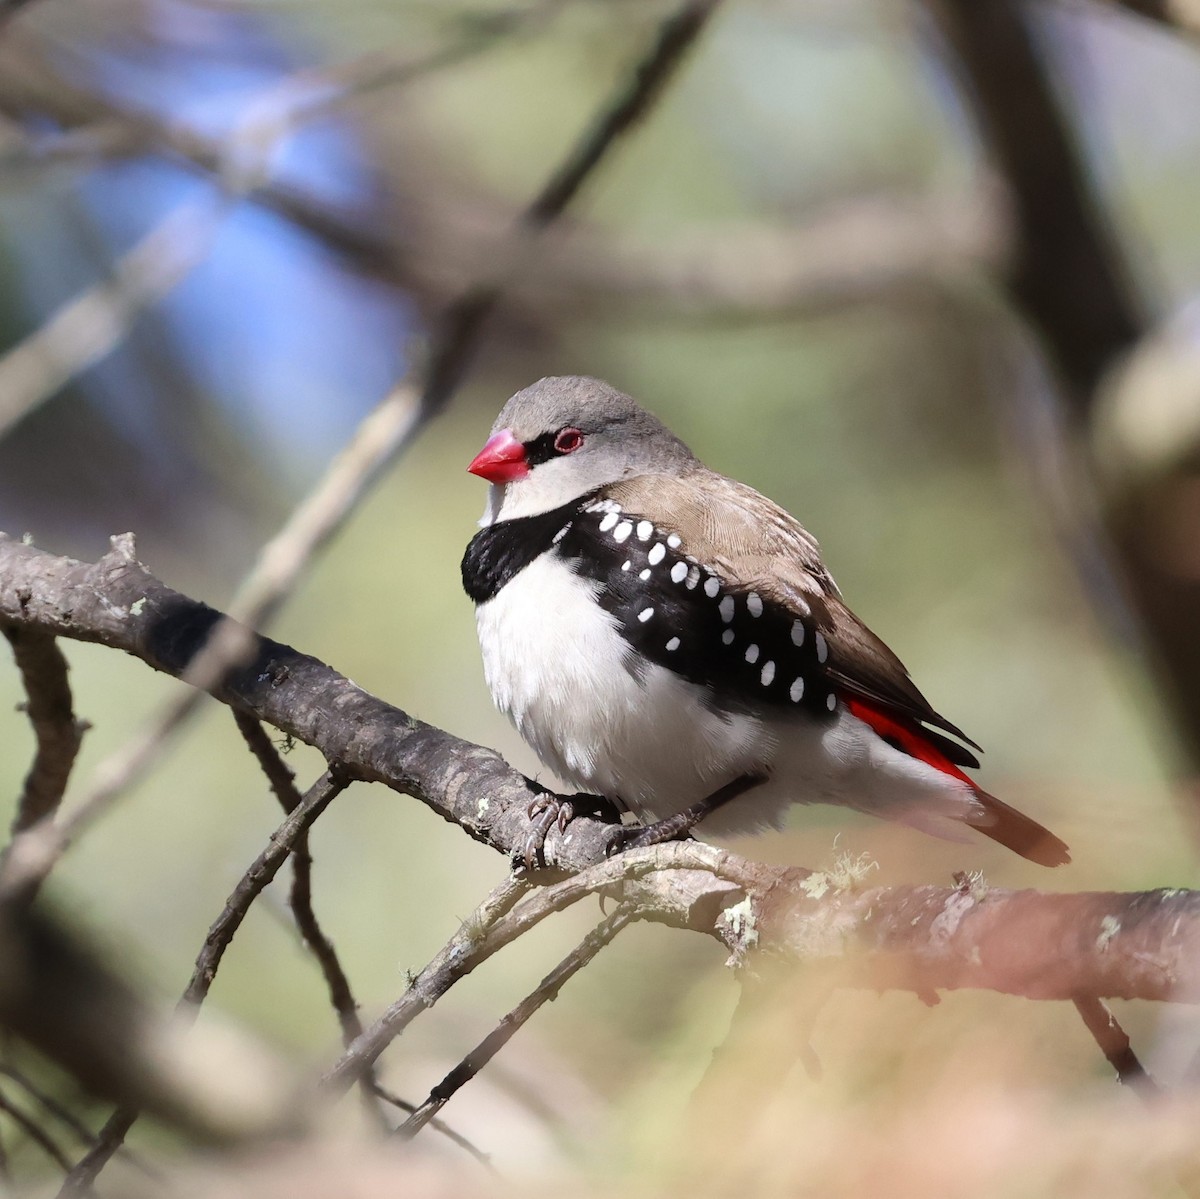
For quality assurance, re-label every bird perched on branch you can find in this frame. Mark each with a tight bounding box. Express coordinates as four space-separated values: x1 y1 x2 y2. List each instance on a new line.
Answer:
461 376 1069 867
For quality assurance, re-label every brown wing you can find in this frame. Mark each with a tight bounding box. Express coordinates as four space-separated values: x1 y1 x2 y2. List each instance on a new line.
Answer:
606 469 981 767
821 594 982 763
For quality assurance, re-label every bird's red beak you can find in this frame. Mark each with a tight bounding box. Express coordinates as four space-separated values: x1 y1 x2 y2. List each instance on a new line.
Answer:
467 428 529 483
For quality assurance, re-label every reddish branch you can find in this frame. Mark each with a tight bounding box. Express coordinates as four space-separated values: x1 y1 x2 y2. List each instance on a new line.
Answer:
2 533 1198 1005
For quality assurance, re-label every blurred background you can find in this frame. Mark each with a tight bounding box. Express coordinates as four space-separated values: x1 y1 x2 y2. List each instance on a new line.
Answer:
2 0 1200 1193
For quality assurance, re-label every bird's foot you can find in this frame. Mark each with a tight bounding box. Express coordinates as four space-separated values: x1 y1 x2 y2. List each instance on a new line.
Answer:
520 790 623 869
607 773 768 855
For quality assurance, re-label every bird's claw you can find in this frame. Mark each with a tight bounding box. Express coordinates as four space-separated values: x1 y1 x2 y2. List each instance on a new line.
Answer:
519 791 624 869
604 774 768 857
519 796 564 870
605 814 694 857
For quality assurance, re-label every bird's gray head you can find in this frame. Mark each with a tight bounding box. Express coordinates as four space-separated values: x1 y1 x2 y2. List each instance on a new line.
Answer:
468 376 696 525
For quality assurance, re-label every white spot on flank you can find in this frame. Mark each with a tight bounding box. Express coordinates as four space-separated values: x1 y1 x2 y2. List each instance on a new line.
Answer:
667 534 682 549
638 607 654 623
621 560 631 571
670 561 688 584
704 576 720 599
790 677 805 702
686 566 701 589
722 629 735 645
553 522 572 544
719 596 735 623
636 520 653 541
791 620 805 647
639 568 651 581
815 631 828 663
826 692 837 711
613 521 633 544
747 592 763 618
745 644 760 664
666 636 680 652
598 511 619 533
760 661 775 686
647 543 666 566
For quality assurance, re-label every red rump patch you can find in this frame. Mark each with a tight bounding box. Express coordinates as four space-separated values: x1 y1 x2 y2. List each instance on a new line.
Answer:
843 695 974 788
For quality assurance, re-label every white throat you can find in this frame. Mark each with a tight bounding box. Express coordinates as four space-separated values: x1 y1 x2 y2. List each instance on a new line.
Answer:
479 484 506 528
477 458 601 527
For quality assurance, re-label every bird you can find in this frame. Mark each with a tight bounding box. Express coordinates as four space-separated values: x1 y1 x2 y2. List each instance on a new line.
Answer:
460 375 1069 867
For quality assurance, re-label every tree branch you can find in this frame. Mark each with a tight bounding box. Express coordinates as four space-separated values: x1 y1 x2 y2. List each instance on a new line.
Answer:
57 769 349 1195
1071 996 1158 1094
0 1088 71 1173
0 28 1004 328
232 715 364 1045
322 874 534 1095
233 713 394 1133
3 535 1200 1013
2 626 87 831
933 0 1142 406
930 0 1200 783
396 904 636 1140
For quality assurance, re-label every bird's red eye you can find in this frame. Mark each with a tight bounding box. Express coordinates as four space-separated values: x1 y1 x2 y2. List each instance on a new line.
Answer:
554 428 584 454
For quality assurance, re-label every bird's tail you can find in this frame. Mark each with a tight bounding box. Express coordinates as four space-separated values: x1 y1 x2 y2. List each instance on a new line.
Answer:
965 788 1071 867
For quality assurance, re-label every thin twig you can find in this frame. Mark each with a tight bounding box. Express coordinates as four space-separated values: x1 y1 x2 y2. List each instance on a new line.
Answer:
371 1083 495 1171
232 714 390 1129
56 769 349 1196
232 716 360 1037
320 848 697 1097
0 1063 155 1182
232 711 302 812
0 1088 72 1173
0 4 563 192
0 1065 98 1152
58 1109 134 1199
397 904 636 1140
526 0 719 227
0 199 230 445
321 873 535 1095
183 769 349 1008
1 627 87 832
1072 996 1160 1097
419 0 721 410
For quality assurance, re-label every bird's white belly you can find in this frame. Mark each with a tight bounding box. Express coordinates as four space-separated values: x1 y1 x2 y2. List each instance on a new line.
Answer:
476 555 980 840
476 556 777 822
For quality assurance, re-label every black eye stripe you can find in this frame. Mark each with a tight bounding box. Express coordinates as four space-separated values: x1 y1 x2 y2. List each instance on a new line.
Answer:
526 429 592 466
